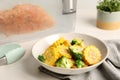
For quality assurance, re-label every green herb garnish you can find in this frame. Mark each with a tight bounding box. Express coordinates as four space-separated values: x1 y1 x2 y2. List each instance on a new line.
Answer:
97 0 120 12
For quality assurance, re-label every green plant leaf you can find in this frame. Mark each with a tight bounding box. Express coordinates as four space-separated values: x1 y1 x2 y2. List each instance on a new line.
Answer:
97 0 120 12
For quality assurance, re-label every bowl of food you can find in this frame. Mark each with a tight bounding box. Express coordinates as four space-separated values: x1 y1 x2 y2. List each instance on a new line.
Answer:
32 33 108 75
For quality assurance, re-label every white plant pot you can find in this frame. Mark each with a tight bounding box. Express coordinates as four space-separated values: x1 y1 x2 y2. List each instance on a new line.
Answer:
97 9 120 30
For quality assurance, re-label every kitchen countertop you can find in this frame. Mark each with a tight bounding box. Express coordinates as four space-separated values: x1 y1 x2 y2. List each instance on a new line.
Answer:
0 0 120 80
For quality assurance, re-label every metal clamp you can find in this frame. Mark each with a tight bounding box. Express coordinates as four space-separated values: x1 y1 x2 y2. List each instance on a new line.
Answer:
0 56 7 66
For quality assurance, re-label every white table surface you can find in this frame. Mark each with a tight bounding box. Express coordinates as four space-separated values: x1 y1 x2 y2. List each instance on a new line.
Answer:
0 0 120 80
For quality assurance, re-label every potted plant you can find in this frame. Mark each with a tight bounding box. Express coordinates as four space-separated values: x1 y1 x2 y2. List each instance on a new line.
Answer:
97 0 120 30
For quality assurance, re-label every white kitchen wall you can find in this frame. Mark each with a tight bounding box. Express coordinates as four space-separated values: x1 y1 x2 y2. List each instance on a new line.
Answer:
77 0 98 10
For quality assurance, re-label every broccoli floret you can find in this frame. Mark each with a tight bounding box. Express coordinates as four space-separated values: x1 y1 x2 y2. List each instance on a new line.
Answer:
38 55 45 62
71 39 78 45
55 56 73 68
71 38 84 46
75 60 85 68
69 45 83 60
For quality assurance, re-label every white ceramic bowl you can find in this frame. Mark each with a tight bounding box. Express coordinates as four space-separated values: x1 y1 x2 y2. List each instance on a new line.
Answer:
32 33 108 75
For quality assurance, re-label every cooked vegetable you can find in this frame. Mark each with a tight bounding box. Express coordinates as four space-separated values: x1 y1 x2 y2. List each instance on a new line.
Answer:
52 37 71 48
43 47 61 66
38 37 102 69
83 45 102 65
71 38 84 47
38 55 45 62
97 0 120 12
55 56 73 68
41 37 72 66
57 45 72 59
75 60 85 68
69 45 83 60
